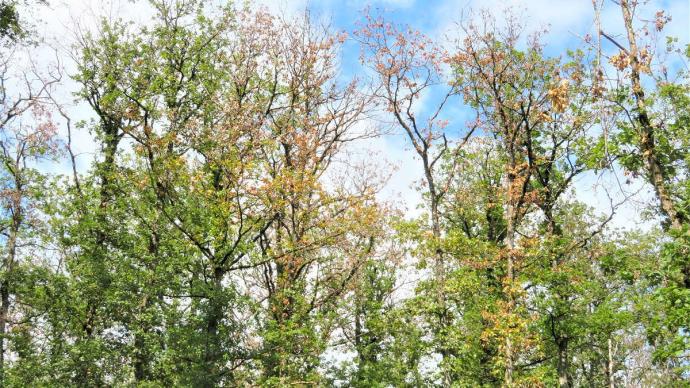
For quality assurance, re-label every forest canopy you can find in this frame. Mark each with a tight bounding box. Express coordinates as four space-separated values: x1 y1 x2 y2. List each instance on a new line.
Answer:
0 0 689 386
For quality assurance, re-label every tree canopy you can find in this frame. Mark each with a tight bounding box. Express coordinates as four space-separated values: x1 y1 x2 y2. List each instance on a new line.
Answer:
0 0 689 386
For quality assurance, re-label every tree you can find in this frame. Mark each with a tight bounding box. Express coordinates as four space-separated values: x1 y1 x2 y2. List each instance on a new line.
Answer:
0 43 60 385
0 0 687 385
595 0 690 376
356 13 477 385
246 13 383 385
449 10 604 386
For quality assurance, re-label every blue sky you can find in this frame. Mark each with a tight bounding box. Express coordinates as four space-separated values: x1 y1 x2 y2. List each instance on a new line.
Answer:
260 0 689 50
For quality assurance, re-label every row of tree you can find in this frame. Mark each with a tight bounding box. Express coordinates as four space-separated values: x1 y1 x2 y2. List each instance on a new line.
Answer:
0 0 688 386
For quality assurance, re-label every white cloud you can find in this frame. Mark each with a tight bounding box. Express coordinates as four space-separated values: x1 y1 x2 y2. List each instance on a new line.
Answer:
253 0 309 16
430 0 591 49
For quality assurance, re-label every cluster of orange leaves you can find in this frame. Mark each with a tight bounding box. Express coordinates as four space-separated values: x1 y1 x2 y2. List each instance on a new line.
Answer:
547 79 570 114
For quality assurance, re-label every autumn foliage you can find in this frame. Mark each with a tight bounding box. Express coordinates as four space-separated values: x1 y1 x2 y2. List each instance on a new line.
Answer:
0 0 689 387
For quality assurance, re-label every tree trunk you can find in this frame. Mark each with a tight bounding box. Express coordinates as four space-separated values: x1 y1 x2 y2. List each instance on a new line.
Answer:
133 295 152 382
557 338 570 387
607 337 615 388
0 183 21 386
0 269 9 386
620 0 684 231
423 156 454 387
202 265 225 385
133 324 148 382
543 205 571 387
504 180 516 387
74 121 121 385
133 228 163 382
353 290 376 384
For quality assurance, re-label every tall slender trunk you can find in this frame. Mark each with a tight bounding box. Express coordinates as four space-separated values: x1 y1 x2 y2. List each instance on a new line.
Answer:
0 177 21 386
0 283 6 387
0 283 7 387
545 206 571 388
425 158 453 387
619 0 690 296
404 148 451 385
264 222 293 381
504 175 516 387
557 338 570 388
133 287 158 382
202 265 225 385
607 337 615 388
424 158 443 277
620 0 684 231
133 213 163 382
75 120 121 385
0 231 15 386
133 294 151 382
353 289 377 384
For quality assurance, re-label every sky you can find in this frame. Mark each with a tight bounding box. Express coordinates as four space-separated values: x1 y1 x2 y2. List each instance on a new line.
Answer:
26 0 690 230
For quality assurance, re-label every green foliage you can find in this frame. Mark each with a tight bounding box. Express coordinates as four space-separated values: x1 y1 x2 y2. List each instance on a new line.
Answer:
1 1 690 387
0 1 20 41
